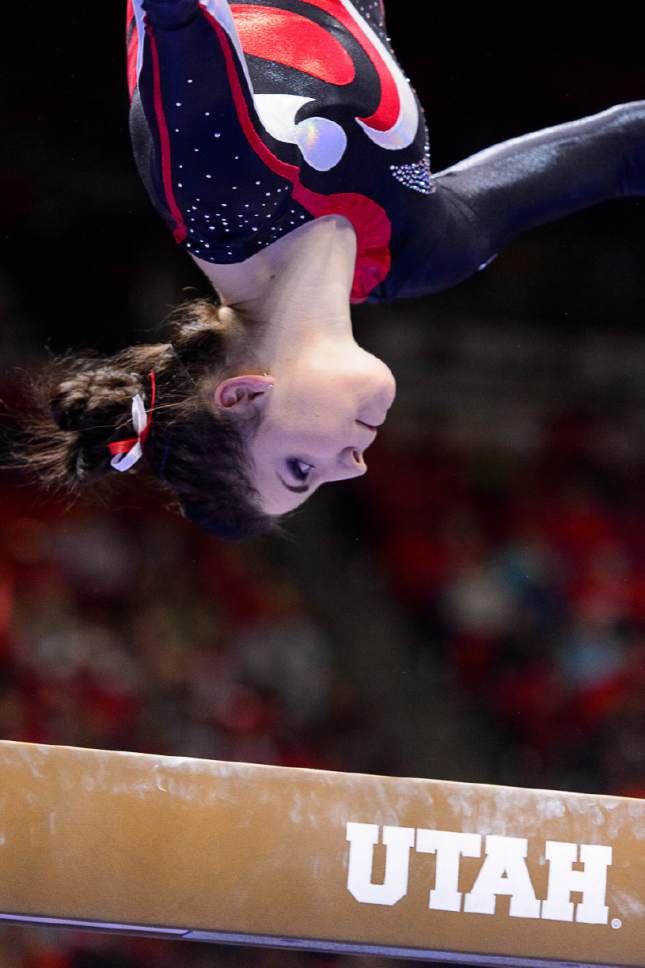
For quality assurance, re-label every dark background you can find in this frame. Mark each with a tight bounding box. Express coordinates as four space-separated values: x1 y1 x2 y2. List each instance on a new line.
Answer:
4 5 645 356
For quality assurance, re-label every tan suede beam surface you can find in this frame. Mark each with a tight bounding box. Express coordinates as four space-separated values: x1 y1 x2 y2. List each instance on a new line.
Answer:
0 741 642 967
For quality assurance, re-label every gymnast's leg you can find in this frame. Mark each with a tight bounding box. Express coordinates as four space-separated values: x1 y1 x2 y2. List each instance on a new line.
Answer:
416 102 645 295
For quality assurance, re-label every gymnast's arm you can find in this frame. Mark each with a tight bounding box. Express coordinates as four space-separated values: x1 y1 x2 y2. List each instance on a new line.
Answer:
128 0 284 259
413 102 645 295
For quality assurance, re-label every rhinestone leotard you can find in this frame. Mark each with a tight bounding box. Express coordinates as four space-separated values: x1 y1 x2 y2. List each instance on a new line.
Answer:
128 0 645 303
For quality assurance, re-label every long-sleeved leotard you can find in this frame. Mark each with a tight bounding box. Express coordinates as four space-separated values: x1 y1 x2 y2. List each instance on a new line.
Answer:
127 0 645 303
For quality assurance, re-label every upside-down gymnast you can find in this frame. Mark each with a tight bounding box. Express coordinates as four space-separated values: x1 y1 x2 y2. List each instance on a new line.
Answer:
24 0 645 537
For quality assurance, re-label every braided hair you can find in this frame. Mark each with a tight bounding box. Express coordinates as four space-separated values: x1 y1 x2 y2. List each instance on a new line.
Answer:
16 300 275 539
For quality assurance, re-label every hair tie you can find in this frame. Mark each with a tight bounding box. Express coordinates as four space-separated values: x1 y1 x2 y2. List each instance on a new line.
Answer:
108 371 157 473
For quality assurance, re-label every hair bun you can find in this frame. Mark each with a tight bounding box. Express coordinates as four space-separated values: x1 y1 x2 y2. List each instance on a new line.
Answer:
50 366 142 433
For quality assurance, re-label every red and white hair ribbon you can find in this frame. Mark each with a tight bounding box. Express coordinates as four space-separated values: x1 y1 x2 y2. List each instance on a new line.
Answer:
108 371 157 473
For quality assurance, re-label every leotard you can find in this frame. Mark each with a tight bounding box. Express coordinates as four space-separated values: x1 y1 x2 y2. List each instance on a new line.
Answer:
127 0 645 303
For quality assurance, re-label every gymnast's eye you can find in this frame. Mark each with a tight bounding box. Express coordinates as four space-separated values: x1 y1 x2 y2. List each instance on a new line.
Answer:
285 458 314 482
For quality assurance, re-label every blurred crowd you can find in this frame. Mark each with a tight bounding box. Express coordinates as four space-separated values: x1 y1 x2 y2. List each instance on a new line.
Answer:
364 411 645 799
0 398 643 966
0 475 366 967
0 486 360 769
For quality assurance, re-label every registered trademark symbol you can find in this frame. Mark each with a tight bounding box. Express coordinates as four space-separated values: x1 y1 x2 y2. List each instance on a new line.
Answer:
611 918 622 930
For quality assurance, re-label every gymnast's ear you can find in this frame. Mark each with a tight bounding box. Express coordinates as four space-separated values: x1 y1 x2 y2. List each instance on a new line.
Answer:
213 374 275 415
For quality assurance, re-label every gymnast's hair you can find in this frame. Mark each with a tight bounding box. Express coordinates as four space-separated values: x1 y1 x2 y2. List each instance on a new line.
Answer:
16 300 275 539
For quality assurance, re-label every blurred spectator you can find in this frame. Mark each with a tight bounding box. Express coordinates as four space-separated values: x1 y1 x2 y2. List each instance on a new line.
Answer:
364 419 645 795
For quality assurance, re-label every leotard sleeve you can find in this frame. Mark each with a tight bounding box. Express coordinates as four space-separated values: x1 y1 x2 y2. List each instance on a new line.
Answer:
406 102 645 297
126 0 296 262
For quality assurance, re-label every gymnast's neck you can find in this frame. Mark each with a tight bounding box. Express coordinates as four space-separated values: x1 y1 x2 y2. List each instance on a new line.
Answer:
192 215 357 349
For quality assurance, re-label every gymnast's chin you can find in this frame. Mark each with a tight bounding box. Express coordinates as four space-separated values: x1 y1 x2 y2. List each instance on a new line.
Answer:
16 216 396 540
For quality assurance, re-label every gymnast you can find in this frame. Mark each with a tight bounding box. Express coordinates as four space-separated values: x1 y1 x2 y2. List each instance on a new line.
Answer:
25 0 645 537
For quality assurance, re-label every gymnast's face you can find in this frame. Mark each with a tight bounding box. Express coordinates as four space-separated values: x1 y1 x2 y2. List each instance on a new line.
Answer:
214 347 396 515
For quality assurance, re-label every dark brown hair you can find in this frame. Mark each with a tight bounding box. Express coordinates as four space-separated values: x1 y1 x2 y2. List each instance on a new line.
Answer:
15 300 276 539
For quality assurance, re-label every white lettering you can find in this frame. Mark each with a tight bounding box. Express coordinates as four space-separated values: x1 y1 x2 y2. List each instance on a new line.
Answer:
346 822 414 906
416 829 481 912
345 824 612 925
542 841 612 924
464 835 541 919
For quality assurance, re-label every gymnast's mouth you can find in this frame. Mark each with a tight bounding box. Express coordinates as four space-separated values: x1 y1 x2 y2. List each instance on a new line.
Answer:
356 420 380 433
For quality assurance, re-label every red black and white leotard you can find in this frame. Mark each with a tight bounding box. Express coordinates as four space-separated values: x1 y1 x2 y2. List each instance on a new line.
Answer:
127 0 645 303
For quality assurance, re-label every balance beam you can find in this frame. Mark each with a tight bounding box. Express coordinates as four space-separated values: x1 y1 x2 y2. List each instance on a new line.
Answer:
0 741 642 967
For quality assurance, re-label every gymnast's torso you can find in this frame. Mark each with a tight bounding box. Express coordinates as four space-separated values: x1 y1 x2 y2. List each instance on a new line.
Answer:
127 0 435 303
128 1 645 307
